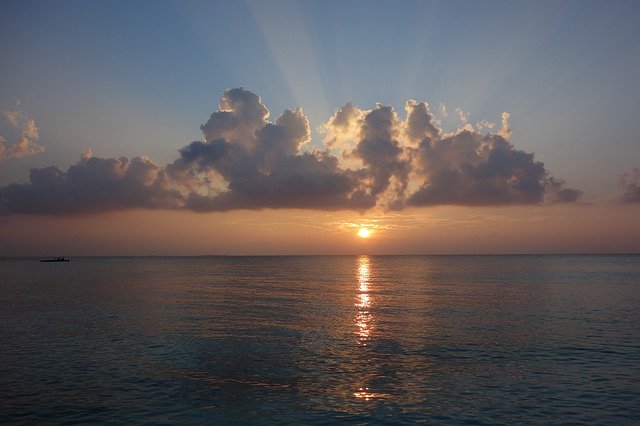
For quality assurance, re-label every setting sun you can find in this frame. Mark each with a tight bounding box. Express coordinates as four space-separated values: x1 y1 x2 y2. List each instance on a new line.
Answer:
357 228 372 238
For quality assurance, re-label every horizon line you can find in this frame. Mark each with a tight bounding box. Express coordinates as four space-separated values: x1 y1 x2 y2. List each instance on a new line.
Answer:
2 253 639 259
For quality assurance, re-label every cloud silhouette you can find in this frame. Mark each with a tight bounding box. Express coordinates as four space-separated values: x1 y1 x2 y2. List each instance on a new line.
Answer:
354 105 410 204
0 109 45 162
0 152 182 214
408 130 582 206
617 167 640 203
0 88 582 215
404 100 440 144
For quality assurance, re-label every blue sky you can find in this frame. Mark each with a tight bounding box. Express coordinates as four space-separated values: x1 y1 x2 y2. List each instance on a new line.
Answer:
1 0 639 198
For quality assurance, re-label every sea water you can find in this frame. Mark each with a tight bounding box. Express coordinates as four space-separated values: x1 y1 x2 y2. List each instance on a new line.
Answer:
1 255 639 424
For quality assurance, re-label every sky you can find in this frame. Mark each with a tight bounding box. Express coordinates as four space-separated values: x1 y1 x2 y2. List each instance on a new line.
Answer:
1 0 639 255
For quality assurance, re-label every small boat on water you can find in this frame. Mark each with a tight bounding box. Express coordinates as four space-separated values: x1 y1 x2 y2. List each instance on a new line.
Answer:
40 257 70 262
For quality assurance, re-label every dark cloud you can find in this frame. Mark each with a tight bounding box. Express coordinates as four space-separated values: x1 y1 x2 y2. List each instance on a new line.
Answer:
0 88 583 215
408 130 582 206
404 100 439 143
617 167 640 203
545 177 583 204
0 153 183 214
184 152 374 211
353 105 410 208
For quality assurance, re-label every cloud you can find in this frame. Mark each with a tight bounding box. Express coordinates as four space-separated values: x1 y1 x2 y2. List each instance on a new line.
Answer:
439 103 448 118
455 107 470 125
0 88 582 215
200 87 270 149
499 112 511 139
617 167 640 203
476 119 496 132
0 109 45 162
169 88 374 211
319 102 364 150
404 100 440 144
322 98 580 209
408 130 582 206
182 151 374 211
353 105 410 209
0 153 183 214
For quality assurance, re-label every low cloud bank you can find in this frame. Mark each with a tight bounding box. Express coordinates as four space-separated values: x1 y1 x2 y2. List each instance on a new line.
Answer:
0 88 582 215
0 153 181 214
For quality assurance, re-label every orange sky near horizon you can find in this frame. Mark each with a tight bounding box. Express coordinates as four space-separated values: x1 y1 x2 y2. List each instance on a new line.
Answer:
2 203 639 256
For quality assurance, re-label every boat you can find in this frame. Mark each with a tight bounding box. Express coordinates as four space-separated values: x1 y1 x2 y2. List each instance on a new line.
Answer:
40 257 70 262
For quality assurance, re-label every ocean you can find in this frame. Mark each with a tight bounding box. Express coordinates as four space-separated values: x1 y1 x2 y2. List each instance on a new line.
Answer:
1 255 639 424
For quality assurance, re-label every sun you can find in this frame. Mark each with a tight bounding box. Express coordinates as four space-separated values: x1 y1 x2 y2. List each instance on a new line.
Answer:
357 228 372 238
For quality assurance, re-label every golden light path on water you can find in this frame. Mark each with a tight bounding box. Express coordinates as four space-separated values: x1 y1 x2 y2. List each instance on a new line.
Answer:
355 255 372 344
353 255 389 401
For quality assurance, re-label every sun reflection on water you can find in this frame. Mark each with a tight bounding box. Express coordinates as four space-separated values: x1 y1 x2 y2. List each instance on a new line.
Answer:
353 255 390 402
355 255 373 344
354 387 389 400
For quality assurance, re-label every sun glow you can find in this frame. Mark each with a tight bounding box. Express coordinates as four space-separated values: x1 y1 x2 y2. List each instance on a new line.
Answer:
357 228 371 238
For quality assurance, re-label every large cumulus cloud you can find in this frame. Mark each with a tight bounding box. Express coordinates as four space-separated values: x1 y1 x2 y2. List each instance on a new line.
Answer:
323 98 581 208
167 88 374 211
0 88 582 215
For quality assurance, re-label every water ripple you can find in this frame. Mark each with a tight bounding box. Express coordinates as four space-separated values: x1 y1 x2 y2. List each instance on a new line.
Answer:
1 255 639 423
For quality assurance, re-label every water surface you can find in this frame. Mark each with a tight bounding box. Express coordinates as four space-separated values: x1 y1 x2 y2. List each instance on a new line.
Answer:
1 255 639 424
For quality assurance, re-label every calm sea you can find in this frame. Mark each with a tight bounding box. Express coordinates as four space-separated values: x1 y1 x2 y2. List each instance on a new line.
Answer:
1 255 639 424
